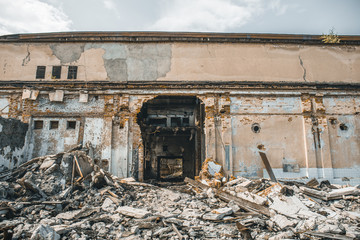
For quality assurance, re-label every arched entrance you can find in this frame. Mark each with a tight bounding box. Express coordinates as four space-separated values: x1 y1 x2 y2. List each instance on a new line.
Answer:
137 96 205 181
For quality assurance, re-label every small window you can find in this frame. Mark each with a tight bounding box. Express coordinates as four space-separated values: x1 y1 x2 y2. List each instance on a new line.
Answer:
52 66 61 79
339 123 348 131
36 66 46 79
50 120 59 129
34 120 43 129
251 123 261 133
67 121 76 129
67 66 78 79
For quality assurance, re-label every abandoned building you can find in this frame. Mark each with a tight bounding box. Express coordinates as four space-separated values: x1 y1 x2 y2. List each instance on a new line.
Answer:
0 32 359 184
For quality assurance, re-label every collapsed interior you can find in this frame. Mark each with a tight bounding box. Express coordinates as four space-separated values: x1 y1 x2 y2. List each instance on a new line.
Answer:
137 96 205 181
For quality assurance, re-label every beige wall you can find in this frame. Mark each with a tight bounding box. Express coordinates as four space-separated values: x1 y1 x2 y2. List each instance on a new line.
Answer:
0 42 359 83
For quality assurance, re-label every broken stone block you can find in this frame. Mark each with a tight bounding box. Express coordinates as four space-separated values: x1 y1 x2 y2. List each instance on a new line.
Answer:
180 208 202 220
116 206 150 219
44 163 59 175
236 191 267 205
40 159 56 170
49 90 64 102
101 197 116 212
295 218 317 233
271 214 298 229
79 92 88 103
153 227 171 236
268 230 294 240
60 153 73 182
56 209 82 220
131 226 140 234
227 200 240 212
203 207 233 220
207 161 222 176
270 195 324 220
30 224 60 240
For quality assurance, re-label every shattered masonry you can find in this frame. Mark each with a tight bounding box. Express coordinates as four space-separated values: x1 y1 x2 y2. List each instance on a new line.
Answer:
0 32 360 185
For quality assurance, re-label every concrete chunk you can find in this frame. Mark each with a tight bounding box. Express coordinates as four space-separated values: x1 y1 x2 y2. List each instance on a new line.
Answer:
116 206 150 218
30 224 60 240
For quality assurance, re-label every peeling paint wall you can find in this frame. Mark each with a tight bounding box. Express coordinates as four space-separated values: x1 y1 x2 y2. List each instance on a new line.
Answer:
0 42 359 83
0 117 28 169
0 38 360 184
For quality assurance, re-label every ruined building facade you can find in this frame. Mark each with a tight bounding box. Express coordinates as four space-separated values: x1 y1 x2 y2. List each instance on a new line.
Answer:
0 32 359 184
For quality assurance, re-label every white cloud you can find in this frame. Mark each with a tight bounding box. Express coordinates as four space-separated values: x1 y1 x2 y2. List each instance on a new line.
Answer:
269 0 288 15
104 0 116 10
150 0 288 32
0 0 72 35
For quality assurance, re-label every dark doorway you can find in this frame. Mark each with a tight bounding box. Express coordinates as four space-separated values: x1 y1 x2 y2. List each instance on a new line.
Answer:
137 96 204 181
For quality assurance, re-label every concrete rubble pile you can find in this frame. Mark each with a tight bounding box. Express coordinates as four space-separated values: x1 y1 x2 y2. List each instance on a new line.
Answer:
0 150 359 240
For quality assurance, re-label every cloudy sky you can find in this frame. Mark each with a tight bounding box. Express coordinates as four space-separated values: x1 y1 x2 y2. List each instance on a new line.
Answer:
0 0 359 36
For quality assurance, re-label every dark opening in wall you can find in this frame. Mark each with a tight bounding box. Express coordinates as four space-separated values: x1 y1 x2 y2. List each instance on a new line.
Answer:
252 123 261 133
50 120 59 129
183 118 189 127
36 66 46 79
67 121 76 129
67 66 78 79
137 96 205 181
171 117 181 127
329 118 338 125
148 118 167 127
34 120 43 129
339 123 348 131
52 66 61 79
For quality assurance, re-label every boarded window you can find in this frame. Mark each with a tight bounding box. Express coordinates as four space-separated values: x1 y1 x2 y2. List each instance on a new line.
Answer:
36 66 46 79
52 66 61 79
50 120 59 129
67 66 78 79
34 120 43 129
67 121 76 129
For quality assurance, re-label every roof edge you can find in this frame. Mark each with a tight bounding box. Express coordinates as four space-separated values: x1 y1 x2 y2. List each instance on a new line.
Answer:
1 31 359 44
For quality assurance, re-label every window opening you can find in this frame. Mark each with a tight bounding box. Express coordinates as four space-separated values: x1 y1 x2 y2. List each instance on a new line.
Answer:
50 120 59 129
67 66 78 79
36 66 46 79
339 123 348 131
252 123 261 133
67 121 76 129
171 117 181 127
34 120 43 129
52 66 61 79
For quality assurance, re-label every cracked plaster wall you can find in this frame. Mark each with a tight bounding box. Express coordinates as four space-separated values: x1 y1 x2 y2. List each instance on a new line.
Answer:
0 42 359 83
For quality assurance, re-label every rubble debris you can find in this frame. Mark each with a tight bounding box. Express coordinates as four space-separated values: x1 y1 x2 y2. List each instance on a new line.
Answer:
1 147 360 239
116 206 150 219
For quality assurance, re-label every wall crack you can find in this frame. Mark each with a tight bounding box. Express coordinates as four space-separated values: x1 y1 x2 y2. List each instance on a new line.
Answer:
22 45 31 66
298 55 307 82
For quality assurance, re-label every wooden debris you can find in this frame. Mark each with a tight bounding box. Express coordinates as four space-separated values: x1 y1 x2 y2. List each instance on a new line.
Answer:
184 177 210 191
305 178 319 187
236 222 253 240
304 231 353 240
215 190 270 217
171 223 184 240
259 151 277 182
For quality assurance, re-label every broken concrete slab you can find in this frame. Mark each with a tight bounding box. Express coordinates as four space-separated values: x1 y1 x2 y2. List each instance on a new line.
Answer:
30 224 60 240
202 207 233 220
116 206 150 219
